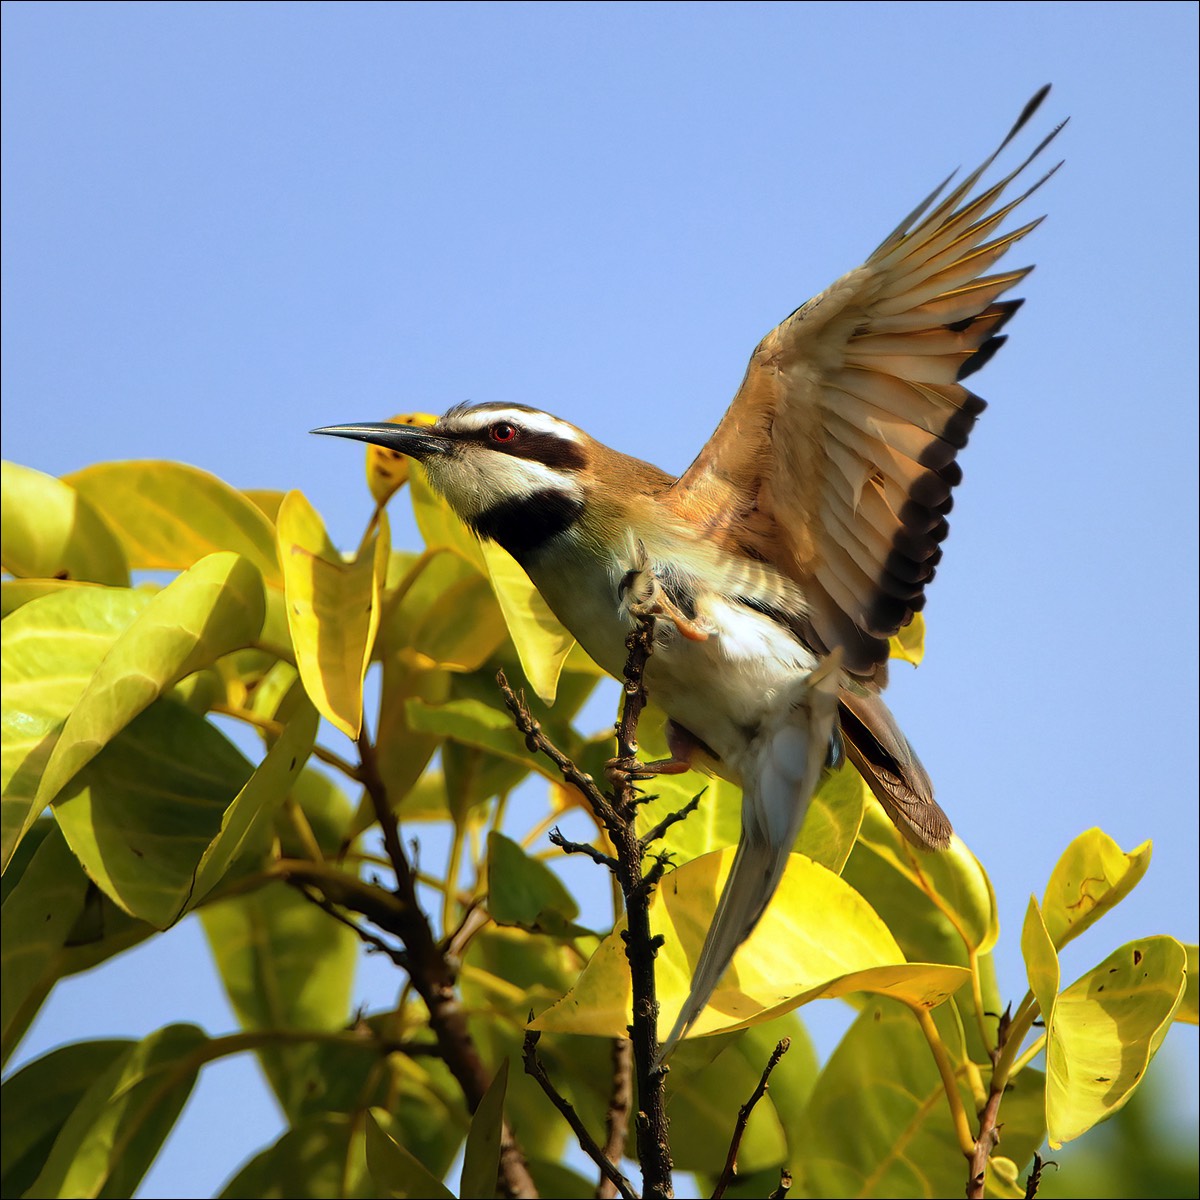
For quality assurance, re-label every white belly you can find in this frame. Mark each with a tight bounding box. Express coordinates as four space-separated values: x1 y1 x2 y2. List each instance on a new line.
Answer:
530 557 818 777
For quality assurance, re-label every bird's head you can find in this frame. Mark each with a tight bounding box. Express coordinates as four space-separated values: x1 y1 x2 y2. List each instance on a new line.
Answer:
313 402 653 560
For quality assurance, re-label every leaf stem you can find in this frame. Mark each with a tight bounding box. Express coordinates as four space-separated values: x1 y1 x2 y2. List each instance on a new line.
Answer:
914 1008 975 1158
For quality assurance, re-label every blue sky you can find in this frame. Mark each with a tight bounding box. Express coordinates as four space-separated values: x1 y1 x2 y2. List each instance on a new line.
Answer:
3 2 1197 1195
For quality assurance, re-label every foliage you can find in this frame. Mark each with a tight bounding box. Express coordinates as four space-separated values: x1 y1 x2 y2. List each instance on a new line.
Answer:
0 445 1194 1199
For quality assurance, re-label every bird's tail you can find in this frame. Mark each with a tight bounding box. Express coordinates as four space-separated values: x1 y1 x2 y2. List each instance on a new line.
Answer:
657 654 842 1060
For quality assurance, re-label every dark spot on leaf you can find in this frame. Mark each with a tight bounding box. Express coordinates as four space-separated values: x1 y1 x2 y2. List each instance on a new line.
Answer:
132 847 144 858
1097 985 1104 992
54 569 70 580
1096 1076 1111 1083
289 757 297 769
1133 949 1143 965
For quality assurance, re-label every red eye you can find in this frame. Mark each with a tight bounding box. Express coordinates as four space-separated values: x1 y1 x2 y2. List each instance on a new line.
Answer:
490 422 517 443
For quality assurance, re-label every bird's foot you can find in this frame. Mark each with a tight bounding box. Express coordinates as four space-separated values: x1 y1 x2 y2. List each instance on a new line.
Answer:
604 754 692 785
629 598 712 642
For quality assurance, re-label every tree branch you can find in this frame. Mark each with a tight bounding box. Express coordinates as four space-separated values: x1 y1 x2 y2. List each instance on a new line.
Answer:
597 1035 634 1200
293 727 539 1199
710 1038 791 1200
522 1029 639 1200
497 616 681 1199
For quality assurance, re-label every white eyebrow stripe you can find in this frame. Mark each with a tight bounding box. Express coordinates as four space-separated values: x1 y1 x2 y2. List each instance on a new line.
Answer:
450 407 583 443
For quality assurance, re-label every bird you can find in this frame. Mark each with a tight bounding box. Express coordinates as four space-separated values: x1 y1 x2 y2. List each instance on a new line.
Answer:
313 86 1063 1058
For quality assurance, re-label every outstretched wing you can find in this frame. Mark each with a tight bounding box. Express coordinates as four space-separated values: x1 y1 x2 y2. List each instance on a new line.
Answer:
667 87 1064 682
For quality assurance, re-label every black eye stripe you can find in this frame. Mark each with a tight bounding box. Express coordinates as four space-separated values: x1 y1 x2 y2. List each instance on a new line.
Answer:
460 424 588 472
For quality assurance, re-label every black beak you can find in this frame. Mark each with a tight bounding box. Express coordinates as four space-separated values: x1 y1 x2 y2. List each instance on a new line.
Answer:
310 421 453 460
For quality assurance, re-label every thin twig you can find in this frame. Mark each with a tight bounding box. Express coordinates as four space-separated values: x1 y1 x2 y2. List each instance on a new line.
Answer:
1024 1153 1054 1199
345 727 538 1199
292 882 409 968
522 1029 639 1200
597 1036 634 1200
550 826 619 870
496 672 622 829
769 1169 793 1199
711 1038 791 1199
639 792 704 847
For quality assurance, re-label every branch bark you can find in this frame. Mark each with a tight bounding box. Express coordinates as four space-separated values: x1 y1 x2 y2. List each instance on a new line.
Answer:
497 615 680 1199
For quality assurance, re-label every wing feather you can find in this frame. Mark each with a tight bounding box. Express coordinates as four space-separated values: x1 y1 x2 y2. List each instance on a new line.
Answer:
668 89 1062 681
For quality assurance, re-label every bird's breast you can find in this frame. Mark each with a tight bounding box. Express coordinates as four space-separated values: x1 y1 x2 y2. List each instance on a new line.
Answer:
527 551 819 774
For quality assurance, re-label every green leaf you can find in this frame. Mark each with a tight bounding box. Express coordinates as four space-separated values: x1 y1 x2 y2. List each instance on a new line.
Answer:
0 1039 132 1199
1045 936 1187 1148
1 823 90 1064
486 831 580 932
201 880 359 1120
1 461 129 586
533 850 969 1039
0 822 154 1060
53 699 256 928
669 1016 818 1175
25 1023 208 1199
1041 828 1152 951
219 1112 374 1200
789 1000 1043 1198
1 586 150 872
365 1108 456 1200
187 694 319 909
406 697 563 783
277 492 387 739
459 1058 508 1200
65 460 283 587
36 552 266 809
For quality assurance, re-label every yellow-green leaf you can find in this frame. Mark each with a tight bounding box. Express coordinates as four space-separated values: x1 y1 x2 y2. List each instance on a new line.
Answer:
1 823 89 1065
1 461 129 586
532 850 969 1039
853 799 998 953
487 831 580 931
53 700 256 927
406 696 561 784
219 1112 375 1200
26 1023 208 1199
35 552 265 808
186 696 318 910
480 538 575 704
201 879 359 1120
381 547 508 673
365 1109 455 1200
459 1059 508 1200
1045 936 1187 1147
66 460 283 587
0 1040 131 1199
409 463 486 570
788 1001 1045 1199
1177 944 1198 1025
1021 895 1060 1026
277 492 387 739
1041 828 1152 951
1 587 151 872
